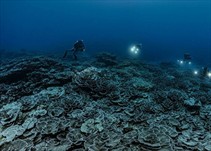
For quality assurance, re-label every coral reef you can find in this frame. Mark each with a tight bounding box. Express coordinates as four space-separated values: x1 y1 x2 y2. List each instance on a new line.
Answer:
94 52 117 67
0 56 210 150
73 67 116 100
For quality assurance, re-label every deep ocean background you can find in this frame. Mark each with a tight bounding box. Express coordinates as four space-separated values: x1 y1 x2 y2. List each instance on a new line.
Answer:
0 0 210 65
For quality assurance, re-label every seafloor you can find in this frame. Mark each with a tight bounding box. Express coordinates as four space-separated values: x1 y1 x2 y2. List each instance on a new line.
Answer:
0 53 210 151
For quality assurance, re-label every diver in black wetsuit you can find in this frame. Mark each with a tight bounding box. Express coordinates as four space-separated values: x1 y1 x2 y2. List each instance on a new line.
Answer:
184 53 191 62
135 43 142 50
63 40 85 60
202 67 209 78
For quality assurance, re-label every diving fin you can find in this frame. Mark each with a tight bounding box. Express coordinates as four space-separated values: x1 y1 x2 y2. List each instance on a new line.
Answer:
63 50 68 58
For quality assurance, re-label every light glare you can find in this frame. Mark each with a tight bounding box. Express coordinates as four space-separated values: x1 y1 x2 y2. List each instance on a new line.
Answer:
194 70 198 75
130 46 135 52
208 72 211 78
130 45 140 55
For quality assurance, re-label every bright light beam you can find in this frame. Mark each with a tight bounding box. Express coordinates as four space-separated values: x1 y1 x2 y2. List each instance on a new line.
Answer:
208 72 211 78
130 45 140 55
194 70 198 75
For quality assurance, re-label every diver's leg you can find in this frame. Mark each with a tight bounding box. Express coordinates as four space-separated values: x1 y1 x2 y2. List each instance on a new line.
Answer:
63 50 68 58
73 51 77 60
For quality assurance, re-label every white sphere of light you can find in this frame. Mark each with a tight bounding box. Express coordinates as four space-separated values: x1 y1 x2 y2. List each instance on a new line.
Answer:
194 70 198 75
130 45 140 55
208 72 211 78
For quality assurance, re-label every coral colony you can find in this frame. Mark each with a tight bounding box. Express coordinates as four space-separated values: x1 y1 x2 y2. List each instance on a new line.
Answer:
0 52 210 151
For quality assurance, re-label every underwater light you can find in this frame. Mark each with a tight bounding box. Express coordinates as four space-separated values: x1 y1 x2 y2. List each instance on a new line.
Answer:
188 62 192 65
130 46 136 52
194 70 198 75
180 60 184 64
130 45 140 55
208 72 211 78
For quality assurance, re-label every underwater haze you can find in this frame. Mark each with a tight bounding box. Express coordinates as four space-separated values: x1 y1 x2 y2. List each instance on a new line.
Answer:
1 1 211 150
0 0 211 64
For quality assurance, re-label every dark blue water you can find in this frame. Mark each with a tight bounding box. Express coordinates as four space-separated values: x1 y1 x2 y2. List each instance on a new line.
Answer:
0 0 210 65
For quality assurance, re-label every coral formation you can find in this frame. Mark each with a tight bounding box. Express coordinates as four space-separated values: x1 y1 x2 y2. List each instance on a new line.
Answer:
95 52 117 67
73 67 116 99
0 56 210 150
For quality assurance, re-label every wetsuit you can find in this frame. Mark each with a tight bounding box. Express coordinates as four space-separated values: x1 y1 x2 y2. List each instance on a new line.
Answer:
184 53 191 62
63 40 85 60
72 40 85 60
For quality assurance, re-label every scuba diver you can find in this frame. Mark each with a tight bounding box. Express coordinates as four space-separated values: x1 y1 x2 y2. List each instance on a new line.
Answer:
135 43 142 50
183 53 191 63
63 40 85 60
184 53 191 61
178 53 192 65
130 43 142 54
202 67 209 78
